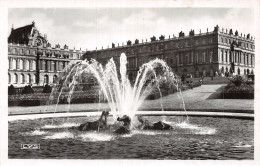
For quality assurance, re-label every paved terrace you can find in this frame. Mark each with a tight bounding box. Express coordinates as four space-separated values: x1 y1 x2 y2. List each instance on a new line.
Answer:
8 84 254 115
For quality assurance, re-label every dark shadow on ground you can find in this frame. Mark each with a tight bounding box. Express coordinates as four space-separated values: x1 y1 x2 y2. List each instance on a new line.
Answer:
207 85 226 99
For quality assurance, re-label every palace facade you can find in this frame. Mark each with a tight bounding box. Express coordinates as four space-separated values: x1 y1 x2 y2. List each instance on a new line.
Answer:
83 25 255 80
8 21 85 87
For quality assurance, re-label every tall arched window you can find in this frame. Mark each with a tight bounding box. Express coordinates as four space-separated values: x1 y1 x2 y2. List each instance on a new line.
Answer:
33 74 37 84
53 75 58 84
13 59 17 70
9 58 12 69
27 74 31 83
44 75 49 84
32 60 36 70
60 62 64 70
221 51 224 62
20 74 25 84
20 59 23 70
12 48 16 54
14 73 18 83
8 73 11 84
26 60 30 70
209 51 213 63
202 52 206 63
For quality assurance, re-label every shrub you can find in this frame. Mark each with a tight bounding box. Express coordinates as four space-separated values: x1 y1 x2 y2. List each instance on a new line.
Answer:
21 85 34 94
8 84 16 95
42 84 52 93
19 100 41 106
222 75 254 99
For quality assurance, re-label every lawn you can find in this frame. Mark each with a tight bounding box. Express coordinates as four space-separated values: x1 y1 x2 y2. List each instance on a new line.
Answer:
8 84 254 115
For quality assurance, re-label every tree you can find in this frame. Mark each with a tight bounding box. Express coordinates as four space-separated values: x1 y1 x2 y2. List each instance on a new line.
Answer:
42 84 52 93
8 84 16 95
21 85 34 94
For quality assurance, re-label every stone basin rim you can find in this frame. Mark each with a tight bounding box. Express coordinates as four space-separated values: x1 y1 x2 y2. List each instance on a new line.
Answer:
8 111 254 121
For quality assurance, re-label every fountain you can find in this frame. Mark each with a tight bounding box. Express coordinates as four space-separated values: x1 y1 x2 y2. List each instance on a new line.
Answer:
50 53 180 126
8 53 254 159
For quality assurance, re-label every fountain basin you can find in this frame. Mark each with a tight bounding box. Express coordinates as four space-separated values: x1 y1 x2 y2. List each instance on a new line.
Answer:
8 114 254 159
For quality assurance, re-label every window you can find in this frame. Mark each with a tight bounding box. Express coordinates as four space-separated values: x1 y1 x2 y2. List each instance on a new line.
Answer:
27 74 31 83
20 74 25 83
221 51 224 62
8 73 11 84
195 40 198 45
225 52 228 62
12 48 16 54
34 74 37 83
53 75 58 84
20 49 24 54
202 52 206 63
209 38 213 43
210 51 213 63
170 59 173 65
14 74 18 83
20 59 23 70
13 59 17 70
32 60 36 70
44 75 49 84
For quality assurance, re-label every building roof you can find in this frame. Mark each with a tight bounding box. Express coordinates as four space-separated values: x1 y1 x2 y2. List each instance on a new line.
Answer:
8 23 34 45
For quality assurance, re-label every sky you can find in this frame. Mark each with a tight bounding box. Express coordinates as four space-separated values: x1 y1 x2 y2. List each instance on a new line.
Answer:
8 8 256 51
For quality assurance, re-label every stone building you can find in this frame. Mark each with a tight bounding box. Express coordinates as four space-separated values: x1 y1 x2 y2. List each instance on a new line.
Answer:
8 21 84 87
83 25 255 80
